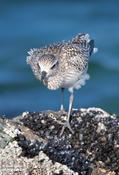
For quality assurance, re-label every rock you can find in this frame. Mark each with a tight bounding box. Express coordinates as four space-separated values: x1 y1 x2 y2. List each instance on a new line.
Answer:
0 107 119 175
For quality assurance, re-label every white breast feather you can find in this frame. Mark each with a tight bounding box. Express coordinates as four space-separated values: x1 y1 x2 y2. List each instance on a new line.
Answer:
73 73 90 89
63 71 80 88
68 73 90 92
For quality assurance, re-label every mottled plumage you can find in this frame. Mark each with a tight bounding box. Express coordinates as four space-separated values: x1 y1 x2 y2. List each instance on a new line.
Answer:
27 33 97 135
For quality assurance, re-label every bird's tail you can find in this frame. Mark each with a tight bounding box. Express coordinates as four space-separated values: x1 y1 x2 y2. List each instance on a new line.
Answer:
71 33 98 55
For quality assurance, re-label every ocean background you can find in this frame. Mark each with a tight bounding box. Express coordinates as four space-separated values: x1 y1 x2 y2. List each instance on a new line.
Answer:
0 0 119 117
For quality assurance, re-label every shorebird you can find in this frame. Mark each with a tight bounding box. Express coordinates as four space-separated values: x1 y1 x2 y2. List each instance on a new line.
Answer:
27 33 97 135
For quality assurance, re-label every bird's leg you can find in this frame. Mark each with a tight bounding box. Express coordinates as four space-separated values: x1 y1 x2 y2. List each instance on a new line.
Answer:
60 90 74 136
60 88 65 112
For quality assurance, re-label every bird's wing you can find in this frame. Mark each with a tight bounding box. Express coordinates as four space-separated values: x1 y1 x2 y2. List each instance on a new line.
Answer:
60 44 89 72
71 33 96 56
60 33 98 72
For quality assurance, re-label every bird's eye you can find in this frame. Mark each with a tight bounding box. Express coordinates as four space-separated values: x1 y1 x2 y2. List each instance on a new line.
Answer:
51 64 56 70
51 61 58 70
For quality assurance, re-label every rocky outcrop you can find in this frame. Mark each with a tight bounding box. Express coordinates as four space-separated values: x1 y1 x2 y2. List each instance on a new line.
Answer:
0 108 119 175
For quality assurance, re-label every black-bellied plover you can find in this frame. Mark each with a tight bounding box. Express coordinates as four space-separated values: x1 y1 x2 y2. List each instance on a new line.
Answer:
27 33 97 135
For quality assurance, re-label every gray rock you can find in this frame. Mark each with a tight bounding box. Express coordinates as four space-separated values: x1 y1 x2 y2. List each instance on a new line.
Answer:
0 108 119 175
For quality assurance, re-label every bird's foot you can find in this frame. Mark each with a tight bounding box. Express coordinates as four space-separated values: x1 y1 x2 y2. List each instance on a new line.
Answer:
60 120 74 136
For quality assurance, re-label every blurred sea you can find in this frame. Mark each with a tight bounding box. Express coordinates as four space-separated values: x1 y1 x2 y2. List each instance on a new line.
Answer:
0 0 119 117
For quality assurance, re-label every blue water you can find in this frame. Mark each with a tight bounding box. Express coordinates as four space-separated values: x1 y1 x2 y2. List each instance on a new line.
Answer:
0 0 119 117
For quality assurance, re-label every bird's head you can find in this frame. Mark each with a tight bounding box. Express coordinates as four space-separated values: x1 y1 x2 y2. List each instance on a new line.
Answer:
27 53 59 85
38 54 59 81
